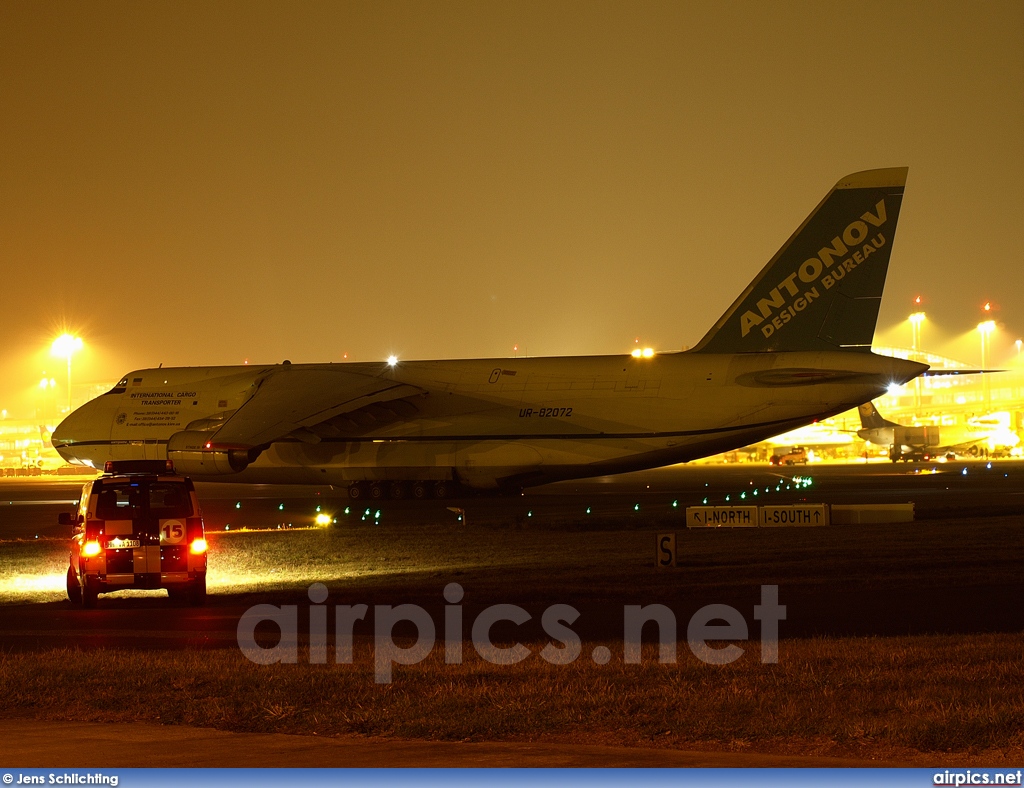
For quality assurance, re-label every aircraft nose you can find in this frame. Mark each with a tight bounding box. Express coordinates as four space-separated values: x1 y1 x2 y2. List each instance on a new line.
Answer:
52 397 114 466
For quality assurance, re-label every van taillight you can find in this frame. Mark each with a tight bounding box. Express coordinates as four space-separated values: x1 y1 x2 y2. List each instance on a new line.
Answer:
189 538 207 554
186 517 204 541
83 540 102 557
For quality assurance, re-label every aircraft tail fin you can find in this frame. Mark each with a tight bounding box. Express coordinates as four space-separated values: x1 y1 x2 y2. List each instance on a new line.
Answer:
858 401 896 430
692 168 908 354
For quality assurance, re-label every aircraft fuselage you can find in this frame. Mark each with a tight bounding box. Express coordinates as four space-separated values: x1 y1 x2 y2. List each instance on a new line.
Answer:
53 350 925 489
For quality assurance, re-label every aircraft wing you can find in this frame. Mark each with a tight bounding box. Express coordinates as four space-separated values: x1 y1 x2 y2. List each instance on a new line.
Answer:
208 366 426 449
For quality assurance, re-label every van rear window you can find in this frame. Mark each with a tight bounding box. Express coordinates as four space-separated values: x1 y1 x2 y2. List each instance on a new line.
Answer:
95 483 192 519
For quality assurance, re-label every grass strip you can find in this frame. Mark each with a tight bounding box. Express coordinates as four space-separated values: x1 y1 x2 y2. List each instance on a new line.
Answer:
2 633 1022 763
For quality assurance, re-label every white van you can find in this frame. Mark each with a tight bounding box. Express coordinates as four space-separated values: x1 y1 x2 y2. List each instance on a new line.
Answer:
63 460 208 607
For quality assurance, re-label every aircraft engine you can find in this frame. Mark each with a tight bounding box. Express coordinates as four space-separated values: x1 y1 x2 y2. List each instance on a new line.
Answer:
167 430 262 475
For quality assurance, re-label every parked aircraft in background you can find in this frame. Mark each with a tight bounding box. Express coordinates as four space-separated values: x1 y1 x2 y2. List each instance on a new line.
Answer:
54 168 927 498
858 402 1021 461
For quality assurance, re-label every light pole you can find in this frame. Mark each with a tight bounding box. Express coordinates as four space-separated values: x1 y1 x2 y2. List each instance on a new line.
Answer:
977 320 995 412
909 312 925 409
51 334 83 414
39 376 57 418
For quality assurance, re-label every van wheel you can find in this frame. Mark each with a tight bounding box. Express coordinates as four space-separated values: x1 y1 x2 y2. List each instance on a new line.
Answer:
66 566 82 604
189 576 207 606
82 580 98 609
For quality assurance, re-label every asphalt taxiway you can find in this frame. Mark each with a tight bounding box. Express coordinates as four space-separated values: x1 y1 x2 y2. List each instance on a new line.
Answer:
1 460 1022 650
4 459 1024 540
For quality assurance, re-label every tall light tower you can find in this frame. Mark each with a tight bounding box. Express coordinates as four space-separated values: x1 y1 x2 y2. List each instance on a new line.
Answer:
909 311 925 409
977 320 995 412
39 376 57 419
51 334 83 414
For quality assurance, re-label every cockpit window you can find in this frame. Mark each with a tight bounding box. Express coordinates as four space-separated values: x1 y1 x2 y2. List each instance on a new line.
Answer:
106 377 129 395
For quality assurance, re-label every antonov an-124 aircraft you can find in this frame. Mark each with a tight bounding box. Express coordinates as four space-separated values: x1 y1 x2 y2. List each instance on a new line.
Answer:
53 168 927 498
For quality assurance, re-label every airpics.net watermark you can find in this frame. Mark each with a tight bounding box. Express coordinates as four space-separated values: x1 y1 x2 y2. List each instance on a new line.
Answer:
236 583 786 683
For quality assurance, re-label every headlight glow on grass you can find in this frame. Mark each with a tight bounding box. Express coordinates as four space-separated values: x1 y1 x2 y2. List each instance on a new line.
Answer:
1 572 66 596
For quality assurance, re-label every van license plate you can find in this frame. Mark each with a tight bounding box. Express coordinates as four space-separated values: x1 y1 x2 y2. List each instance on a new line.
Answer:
107 538 140 549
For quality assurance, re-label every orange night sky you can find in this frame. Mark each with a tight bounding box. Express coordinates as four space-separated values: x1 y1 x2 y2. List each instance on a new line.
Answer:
1 1 1021 413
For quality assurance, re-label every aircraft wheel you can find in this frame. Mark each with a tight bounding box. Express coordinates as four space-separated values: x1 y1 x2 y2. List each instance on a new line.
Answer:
389 482 407 500
412 482 429 500
348 484 364 500
434 481 452 499
369 483 386 500
66 566 81 604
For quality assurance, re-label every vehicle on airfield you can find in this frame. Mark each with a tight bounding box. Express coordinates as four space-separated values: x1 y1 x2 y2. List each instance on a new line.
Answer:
62 460 207 607
53 168 928 498
769 447 809 466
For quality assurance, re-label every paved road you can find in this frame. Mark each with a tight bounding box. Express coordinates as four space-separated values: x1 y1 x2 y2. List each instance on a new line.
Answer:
1 720 914 767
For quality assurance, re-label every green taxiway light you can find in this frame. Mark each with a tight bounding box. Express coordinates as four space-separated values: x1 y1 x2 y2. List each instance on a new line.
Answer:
234 502 241 509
